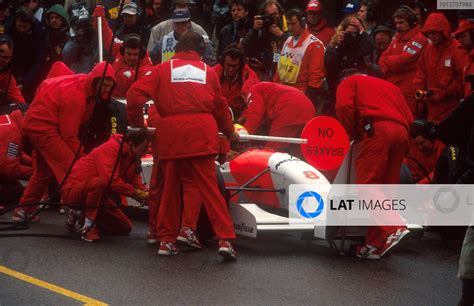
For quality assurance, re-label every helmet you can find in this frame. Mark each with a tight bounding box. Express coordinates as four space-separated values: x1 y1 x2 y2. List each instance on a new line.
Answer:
230 123 250 152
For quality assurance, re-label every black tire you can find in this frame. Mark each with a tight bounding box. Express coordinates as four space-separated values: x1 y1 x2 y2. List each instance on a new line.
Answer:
195 165 229 241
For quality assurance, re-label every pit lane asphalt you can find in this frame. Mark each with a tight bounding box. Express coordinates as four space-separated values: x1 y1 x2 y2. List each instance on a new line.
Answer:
0 210 462 306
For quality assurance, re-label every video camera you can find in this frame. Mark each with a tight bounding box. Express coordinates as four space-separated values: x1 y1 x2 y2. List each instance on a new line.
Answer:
255 15 277 28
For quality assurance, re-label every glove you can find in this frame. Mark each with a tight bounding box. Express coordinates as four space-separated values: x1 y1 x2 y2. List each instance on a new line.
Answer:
93 5 106 18
227 130 240 142
132 188 149 202
409 119 437 142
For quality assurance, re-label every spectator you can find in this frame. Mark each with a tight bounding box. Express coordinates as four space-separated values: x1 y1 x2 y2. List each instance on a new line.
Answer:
0 0 10 27
7 7 46 102
0 34 26 110
413 13 466 123
213 44 258 118
43 4 70 76
17 0 44 23
150 9 215 66
242 0 289 80
115 2 150 44
217 0 250 57
408 0 428 26
357 0 379 35
145 0 167 30
379 5 428 116
371 26 393 63
453 19 474 95
305 0 335 47
324 16 375 115
147 0 207 51
210 0 230 44
274 8 326 111
341 0 360 19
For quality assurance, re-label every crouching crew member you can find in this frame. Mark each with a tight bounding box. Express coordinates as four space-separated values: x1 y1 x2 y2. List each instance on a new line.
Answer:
61 129 150 242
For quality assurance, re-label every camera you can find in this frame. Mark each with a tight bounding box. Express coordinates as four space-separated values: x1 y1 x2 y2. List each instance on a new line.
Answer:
256 15 277 28
343 31 359 45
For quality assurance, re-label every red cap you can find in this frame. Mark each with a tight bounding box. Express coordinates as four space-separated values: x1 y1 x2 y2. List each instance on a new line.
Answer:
454 20 474 37
306 0 323 12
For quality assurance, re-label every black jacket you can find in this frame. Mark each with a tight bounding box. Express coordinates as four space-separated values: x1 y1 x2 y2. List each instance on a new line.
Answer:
242 22 289 80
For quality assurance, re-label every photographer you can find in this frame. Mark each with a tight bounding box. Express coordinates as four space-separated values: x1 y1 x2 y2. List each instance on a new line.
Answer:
242 0 289 80
324 16 377 115
217 0 250 57
62 4 98 73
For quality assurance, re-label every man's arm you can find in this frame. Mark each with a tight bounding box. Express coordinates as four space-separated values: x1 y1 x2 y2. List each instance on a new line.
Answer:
126 68 160 127
95 144 136 196
379 35 427 74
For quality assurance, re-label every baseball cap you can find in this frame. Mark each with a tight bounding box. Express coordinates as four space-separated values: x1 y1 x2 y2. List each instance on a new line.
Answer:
342 0 361 14
306 0 323 12
171 9 191 22
121 2 138 16
454 19 474 37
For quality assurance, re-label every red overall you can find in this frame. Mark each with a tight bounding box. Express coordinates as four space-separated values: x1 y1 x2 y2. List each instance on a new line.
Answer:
336 75 414 249
127 51 236 243
0 111 32 207
241 82 316 151
61 134 144 234
379 25 429 115
18 62 116 213
413 13 467 123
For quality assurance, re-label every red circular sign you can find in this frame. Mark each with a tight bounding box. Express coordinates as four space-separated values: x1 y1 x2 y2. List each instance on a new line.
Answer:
301 116 350 171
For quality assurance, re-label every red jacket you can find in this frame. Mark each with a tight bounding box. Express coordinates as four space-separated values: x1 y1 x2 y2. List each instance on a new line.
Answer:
212 63 259 116
413 13 466 123
379 25 429 113
22 62 116 154
113 55 154 99
127 51 234 160
62 134 145 196
0 110 32 180
336 75 414 139
463 48 474 96
307 19 335 47
47 61 74 79
0 70 25 104
241 82 316 134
